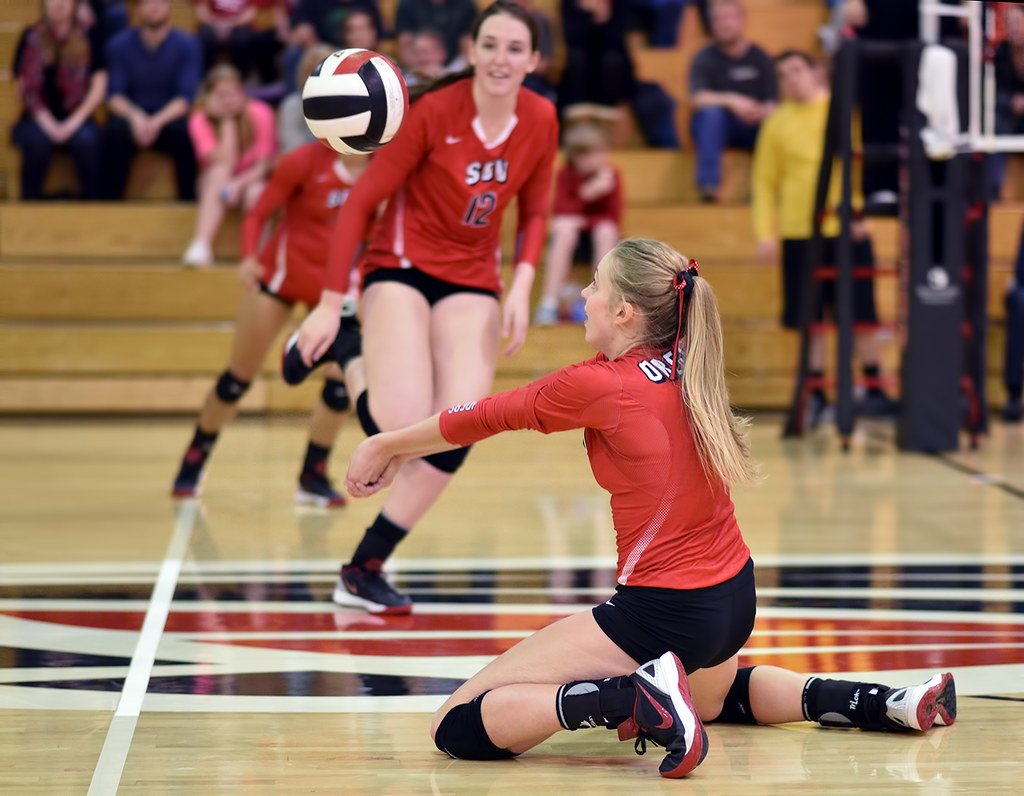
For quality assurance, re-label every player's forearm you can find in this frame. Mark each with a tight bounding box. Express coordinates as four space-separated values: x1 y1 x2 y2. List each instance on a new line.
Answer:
382 414 458 459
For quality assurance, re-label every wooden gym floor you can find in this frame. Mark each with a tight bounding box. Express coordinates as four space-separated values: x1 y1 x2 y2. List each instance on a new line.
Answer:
0 413 1022 792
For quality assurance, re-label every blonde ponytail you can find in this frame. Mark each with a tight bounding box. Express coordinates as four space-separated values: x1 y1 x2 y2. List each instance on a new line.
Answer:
681 277 760 486
608 238 759 487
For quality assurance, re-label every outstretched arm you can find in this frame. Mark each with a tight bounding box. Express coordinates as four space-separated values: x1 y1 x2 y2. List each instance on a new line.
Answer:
345 414 454 496
346 357 620 497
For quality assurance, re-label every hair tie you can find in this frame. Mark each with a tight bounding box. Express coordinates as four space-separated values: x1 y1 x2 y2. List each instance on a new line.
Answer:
669 259 700 381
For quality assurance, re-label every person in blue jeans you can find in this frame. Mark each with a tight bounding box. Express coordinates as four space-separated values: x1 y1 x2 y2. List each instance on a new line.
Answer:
688 0 775 202
1005 222 1024 422
100 0 201 200
12 0 107 200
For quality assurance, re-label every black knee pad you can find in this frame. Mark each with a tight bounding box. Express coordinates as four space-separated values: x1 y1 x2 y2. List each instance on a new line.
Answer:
710 666 759 725
321 379 350 412
422 445 471 474
214 370 251 404
355 391 380 437
434 693 517 760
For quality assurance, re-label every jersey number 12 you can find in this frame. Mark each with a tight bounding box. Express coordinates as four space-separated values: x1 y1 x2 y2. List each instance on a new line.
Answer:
463 192 497 227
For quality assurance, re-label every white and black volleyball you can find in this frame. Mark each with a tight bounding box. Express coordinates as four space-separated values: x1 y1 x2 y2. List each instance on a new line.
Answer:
302 49 408 155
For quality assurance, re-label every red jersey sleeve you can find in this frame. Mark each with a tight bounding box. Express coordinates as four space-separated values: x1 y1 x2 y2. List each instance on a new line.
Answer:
439 356 622 445
514 108 558 268
241 144 313 257
323 96 433 294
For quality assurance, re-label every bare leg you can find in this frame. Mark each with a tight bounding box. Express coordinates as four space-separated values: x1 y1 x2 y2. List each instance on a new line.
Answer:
307 363 346 447
197 290 292 432
745 666 808 724
590 219 619 265
688 654 740 722
537 216 584 311
431 610 639 753
361 287 500 529
359 282 440 528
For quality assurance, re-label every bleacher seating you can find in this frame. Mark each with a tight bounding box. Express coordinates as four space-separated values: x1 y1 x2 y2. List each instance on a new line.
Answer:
0 0 1012 414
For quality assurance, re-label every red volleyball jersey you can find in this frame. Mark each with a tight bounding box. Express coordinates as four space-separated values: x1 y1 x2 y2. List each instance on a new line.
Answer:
324 79 558 295
242 142 359 298
439 348 751 590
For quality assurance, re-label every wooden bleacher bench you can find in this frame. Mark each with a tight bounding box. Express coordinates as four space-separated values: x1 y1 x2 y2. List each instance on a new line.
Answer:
0 0 1014 413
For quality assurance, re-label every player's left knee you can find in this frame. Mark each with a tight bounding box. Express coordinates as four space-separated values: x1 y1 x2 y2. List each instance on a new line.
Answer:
432 693 517 760
422 446 471 474
321 378 350 412
707 666 760 725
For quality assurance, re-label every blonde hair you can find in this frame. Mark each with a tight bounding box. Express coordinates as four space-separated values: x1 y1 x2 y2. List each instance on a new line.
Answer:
608 238 759 487
198 64 253 155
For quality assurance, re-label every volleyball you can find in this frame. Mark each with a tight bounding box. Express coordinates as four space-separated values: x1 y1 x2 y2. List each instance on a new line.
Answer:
302 49 408 155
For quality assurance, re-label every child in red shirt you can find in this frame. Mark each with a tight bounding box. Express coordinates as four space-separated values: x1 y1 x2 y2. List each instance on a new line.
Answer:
535 123 622 325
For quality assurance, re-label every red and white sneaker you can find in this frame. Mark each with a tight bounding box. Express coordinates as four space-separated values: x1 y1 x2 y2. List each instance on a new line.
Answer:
628 651 708 778
883 672 957 731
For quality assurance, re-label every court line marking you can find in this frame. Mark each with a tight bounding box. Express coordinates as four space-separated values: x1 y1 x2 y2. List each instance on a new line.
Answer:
933 452 1024 501
5 662 1023 713
3 551 1024 579
4 600 1024 622
87 500 198 796
5 639 1021 685
2 569 1021 587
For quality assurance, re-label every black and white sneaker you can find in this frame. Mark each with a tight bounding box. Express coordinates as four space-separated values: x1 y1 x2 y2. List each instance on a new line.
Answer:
882 672 957 731
282 313 362 386
296 471 347 508
628 651 708 778
332 564 413 615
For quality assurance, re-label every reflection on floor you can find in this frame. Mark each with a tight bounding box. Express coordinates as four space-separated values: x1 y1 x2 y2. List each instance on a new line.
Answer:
3 559 1023 703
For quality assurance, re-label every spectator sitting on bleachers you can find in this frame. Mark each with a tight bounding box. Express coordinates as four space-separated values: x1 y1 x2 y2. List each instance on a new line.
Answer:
100 0 201 200
559 0 636 121
990 4 1024 201
13 0 107 200
194 0 289 86
283 0 383 93
341 6 380 50
278 43 334 153
535 124 622 326
182 64 277 267
689 0 775 203
402 28 464 87
395 0 476 69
